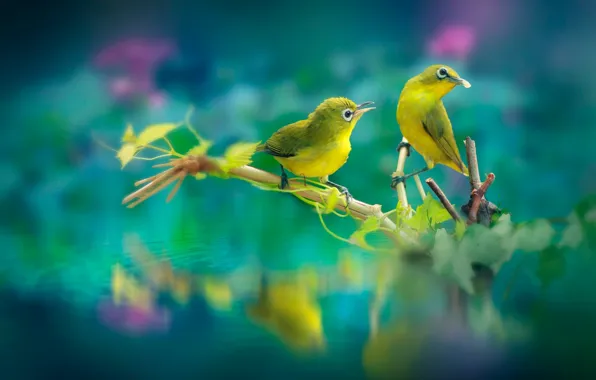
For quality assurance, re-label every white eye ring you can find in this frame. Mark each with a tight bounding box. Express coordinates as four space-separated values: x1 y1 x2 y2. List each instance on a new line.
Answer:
436 67 448 79
342 108 354 122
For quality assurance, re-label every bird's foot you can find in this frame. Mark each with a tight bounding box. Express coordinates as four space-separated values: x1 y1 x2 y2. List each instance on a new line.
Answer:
279 165 289 189
397 141 411 157
326 181 353 206
391 175 407 189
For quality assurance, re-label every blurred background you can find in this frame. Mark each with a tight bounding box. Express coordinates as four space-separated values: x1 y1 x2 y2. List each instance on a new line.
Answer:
1 0 596 378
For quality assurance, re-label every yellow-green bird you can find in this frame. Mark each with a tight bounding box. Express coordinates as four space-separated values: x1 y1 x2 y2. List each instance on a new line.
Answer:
257 97 375 200
391 65 471 188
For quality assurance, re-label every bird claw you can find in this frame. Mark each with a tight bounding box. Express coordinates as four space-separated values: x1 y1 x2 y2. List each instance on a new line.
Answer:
391 175 406 189
397 141 411 157
339 187 353 206
280 173 289 189
327 182 352 206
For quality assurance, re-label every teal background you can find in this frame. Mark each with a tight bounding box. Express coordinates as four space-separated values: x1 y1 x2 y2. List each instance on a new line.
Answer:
2 0 596 378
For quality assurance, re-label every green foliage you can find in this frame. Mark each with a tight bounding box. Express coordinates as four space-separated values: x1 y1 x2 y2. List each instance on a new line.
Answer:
536 246 566 290
349 216 381 250
404 193 452 233
574 194 596 251
219 141 260 173
430 213 569 294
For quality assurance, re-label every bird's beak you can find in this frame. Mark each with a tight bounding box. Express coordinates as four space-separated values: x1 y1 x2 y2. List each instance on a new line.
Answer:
354 101 376 117
449 76 472 88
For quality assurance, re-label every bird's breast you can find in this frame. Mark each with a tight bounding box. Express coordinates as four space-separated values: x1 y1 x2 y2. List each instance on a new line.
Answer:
276 138 352 178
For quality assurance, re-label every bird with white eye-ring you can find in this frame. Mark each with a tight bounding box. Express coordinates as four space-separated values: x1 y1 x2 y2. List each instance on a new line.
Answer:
256 97 376 203
391 64 471 189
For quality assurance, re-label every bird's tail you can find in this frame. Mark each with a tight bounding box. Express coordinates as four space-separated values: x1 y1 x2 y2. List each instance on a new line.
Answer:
461 163 469 177
446 159 469 176
255 143 267 153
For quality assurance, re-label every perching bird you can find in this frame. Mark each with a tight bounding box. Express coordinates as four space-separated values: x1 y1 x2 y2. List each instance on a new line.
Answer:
257 97 375 200
391 65 471 188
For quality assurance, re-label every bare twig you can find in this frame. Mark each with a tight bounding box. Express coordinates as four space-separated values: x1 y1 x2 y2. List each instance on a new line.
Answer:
464 137 481 191
425 178 462 222
467 173 496 225
393 137 411 210
413 175 426 201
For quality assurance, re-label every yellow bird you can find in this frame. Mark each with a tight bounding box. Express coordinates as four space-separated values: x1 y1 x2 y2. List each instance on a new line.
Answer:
246 274 325 352
391 65 471 188
257 97 375 200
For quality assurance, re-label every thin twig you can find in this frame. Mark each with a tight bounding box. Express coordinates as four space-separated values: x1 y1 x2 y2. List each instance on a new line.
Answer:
393 137 410 210
413 175 426 200
467 173 496 225
425 178 461 222
464 137 481 191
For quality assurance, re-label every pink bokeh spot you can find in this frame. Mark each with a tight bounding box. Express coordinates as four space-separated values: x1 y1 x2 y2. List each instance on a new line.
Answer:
97 299 171 336
93 38 177 108
109 77 135 99
428 25 477 61
148 92 167 108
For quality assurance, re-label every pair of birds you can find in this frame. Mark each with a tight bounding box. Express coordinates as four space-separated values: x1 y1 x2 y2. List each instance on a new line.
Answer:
256 64 472 201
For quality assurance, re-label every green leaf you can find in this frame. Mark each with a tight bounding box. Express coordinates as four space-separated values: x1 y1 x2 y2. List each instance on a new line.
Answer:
349 216 381 250
574 194 596 252
559 212 583 249
220 141 260 172
117 143 137 169
135 123 179 147
187 140 213 157
459 214 516 273
431 228 475 294
454 220 467 240
513 219 555 252
394 201 410 227
404 193 452 233
537 246 566 289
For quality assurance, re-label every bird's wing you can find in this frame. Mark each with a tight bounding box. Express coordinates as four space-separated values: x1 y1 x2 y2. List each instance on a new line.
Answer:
262 120 310 158
422 102 466 171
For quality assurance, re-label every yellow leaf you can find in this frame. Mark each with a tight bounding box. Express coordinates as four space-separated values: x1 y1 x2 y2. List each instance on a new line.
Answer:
136 123 179 147
121 123 137 144
454 219 467 240
187 140 213 157
194 172 207 180
349 216 380 250
117 143 137 169
324 187 341 213
220 141 260 172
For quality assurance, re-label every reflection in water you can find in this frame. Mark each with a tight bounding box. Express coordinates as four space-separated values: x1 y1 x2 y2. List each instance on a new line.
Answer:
97 234 531 377
246 272 325 353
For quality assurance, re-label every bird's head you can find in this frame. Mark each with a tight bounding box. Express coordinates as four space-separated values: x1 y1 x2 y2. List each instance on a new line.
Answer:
309 97 375 131
415 65 471 98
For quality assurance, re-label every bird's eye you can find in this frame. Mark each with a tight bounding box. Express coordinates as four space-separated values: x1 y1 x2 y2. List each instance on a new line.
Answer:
436 67 448 79
342 109 353 121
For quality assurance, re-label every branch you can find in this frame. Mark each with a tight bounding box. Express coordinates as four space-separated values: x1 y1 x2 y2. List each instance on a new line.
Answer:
425 178 462 222
467 173 496 225
122 155 408 244
393 137 411 209
413 175 426 201
464 137 481 191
